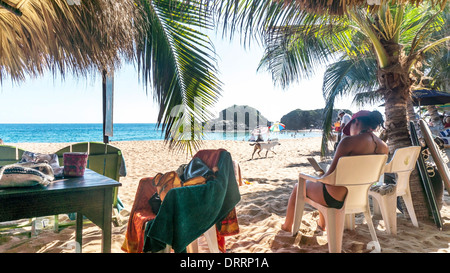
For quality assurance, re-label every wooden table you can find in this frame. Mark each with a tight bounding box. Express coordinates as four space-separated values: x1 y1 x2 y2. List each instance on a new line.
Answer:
0 169 121 253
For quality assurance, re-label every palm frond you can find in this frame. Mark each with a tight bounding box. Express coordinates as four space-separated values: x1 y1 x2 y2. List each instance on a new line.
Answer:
208 0 315 47
352 90 384 106
322 56 378 101
136 0 222 155
320 56 378 155
207 0 448 18
407 5 445 55
427 48 450 90
257 15 357 88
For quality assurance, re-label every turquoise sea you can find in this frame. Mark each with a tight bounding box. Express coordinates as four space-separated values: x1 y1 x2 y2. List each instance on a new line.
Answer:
0 123 322 143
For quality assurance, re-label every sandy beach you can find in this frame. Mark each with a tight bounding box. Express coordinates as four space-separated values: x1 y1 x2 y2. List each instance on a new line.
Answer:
0 137 449 253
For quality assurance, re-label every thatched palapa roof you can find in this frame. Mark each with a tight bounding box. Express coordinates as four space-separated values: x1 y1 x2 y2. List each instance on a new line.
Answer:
0 0 141 83
0 0 447 83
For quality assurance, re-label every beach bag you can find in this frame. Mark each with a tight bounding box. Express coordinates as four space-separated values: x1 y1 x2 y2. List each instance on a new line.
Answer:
152 171 182 201
182 157 216 182
20 151 64 178
0 162 55 188
150 158 216 213
183 176 206 187
148 192 162 215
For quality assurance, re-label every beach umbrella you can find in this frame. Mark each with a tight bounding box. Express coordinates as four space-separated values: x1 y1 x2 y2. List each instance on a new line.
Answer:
379 89 450 107
269 122 286 132
411 89 450 106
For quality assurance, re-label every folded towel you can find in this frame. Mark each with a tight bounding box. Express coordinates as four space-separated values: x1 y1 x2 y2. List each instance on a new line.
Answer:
143 150 240 253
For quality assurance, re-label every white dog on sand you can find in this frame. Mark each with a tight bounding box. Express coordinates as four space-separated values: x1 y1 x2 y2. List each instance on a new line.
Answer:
249 140 281 159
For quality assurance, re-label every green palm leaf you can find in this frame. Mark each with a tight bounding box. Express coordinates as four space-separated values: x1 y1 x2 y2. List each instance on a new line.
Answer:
136 0 222 154
322 57 378 104
257 14 360 88
320 56 378 154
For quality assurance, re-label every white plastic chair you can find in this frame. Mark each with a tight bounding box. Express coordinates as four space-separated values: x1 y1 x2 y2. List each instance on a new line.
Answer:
186 225 220 253
292 154 388 253
369 146 421 235
158 225 219 253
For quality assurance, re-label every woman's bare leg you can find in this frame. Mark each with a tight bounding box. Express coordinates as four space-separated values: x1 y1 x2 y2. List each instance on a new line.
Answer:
282 181 328 232
305 181 327 230
281 183 298 232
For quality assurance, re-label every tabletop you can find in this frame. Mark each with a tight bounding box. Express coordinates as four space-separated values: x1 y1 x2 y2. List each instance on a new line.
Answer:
0 169 121 197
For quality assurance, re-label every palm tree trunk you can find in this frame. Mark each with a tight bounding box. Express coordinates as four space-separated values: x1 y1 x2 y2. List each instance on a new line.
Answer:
380 44 432 221
384 96 410 153
427 105 443 135
384 91 431 221
406 100 417 123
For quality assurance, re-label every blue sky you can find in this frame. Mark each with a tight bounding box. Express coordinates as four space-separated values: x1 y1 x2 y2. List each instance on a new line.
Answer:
0 33 359 124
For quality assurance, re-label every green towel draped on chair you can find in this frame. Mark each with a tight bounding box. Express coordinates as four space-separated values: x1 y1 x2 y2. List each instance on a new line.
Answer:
143 150 240 253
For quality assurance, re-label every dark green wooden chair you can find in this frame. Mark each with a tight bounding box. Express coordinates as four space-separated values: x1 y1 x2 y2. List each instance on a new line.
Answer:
0 145 25 165
55 142 126 229
0 145 34 233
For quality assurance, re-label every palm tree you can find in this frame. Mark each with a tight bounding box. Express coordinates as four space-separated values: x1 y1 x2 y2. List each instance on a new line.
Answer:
258 3 449 220
258 3 449 152
317 4 450 152
209 1 449 220
135 0 223 154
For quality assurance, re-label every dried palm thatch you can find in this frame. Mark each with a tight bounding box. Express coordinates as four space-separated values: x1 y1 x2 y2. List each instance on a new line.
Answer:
0 0 141 83
1 0 447 84
277 0 448 15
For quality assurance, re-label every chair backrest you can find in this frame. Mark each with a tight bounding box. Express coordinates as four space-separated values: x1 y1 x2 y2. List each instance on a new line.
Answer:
385 146 421 194
385 146 421 173
0 145 26 165
55 142 122 181
333 154 388 213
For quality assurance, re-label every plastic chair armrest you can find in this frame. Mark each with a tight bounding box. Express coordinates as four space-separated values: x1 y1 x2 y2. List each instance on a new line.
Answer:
299 172 335 185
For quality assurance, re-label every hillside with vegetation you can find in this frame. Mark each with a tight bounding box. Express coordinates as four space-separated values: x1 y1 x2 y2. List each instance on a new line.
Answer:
207 105 352 131
205 105 270 131
281 109 352 130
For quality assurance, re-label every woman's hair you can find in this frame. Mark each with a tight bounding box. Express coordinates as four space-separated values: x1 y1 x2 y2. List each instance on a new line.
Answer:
356 110 385 130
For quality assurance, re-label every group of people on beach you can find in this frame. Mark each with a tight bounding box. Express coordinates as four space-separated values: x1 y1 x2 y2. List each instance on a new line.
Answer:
282 110 389 232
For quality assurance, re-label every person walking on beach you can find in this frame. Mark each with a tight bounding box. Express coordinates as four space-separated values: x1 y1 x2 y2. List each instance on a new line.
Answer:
282 110 389 232
339 111 351 138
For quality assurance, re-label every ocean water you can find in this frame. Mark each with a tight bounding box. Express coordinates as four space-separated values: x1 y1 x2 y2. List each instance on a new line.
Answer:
0 123 322 143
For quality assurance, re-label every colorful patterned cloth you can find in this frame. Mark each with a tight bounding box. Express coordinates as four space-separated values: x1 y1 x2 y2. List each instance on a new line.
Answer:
121 177 157 253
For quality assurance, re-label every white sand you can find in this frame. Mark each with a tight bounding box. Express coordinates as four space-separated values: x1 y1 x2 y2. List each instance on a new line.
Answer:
0 138 449 253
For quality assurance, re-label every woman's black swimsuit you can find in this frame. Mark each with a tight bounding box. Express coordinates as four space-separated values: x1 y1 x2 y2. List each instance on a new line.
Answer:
322 131 377 209
323 184 345 209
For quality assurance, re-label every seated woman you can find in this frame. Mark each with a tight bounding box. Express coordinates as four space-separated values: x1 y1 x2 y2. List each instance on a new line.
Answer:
282 110 389 232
